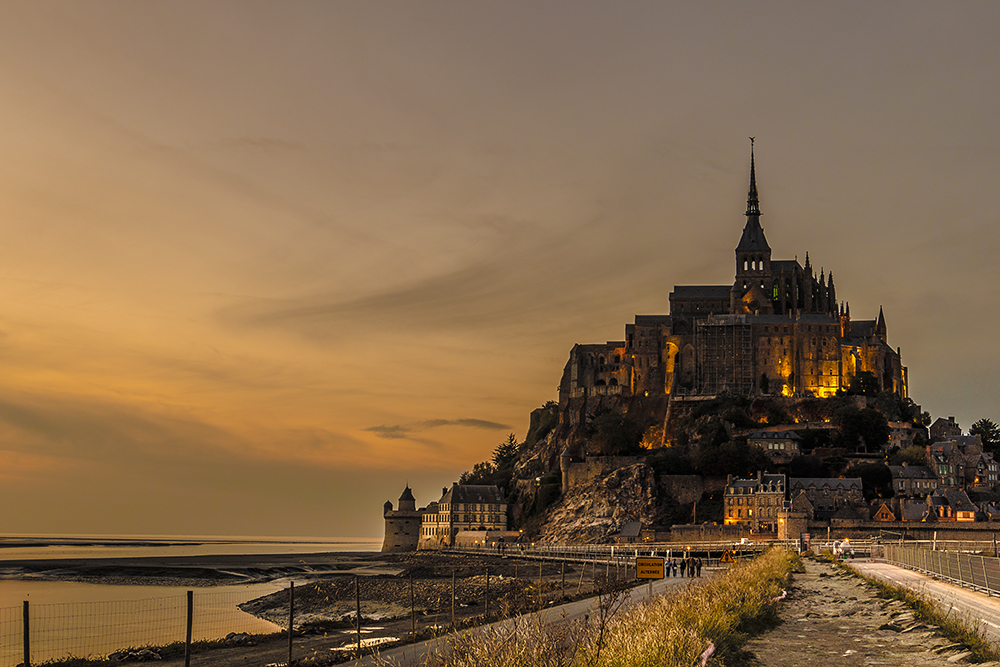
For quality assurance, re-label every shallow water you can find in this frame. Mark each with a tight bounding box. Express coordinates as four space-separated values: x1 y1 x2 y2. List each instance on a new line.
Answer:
0 536 381 666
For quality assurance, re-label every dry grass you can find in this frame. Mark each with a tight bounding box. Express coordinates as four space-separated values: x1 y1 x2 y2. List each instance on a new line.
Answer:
412 548 797 667
830 557 1000 663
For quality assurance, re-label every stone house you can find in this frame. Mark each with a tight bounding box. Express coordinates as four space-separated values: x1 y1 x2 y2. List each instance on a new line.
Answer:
927 488 978 522
871 501 895 522
723 471 786 533
888 464 937 498
788 477 864 520
888 421 927 450
929 417 962 442
418 483 507 549
747 430 801 464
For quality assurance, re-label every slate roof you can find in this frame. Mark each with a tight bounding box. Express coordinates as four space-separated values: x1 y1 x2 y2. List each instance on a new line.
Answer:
748 430 801 441
670 285 732 299
770 259 802 272
439 485 506 505
634 315 672 326
736 219 771 252
729 473 786 493
790 477 863 492
889 465 936 480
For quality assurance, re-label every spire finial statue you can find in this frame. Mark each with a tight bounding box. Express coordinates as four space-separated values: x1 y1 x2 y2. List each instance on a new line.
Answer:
746 137 761 217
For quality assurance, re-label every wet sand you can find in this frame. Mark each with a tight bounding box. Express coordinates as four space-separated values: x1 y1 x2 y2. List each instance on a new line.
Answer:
0 551 405 587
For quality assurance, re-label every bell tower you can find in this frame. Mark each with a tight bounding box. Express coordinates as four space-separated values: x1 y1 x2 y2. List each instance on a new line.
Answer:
732 138 773 313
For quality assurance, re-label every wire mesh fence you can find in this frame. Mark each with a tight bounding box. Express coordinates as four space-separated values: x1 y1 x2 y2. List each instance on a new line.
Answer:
0 555 715 667
0 588 281 667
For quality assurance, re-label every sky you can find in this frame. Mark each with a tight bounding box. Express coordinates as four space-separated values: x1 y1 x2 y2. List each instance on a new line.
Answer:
0 2 998 539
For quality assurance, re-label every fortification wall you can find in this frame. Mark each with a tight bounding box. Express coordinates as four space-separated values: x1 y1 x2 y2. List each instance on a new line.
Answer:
670 523 751 542
381 511 423 553
565 456 643 489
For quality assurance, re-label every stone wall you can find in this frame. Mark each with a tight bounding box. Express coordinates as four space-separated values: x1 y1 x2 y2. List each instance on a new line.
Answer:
565 456 643 490
670 522 751 543
381 509 423 553
659 475 705 505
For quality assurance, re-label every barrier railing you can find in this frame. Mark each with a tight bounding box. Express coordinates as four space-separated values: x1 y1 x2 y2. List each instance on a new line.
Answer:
0 561 639 667
882 544 1000 597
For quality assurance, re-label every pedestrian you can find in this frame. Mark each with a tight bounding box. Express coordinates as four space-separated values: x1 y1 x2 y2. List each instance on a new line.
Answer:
679 557 687 578
696 557 702 577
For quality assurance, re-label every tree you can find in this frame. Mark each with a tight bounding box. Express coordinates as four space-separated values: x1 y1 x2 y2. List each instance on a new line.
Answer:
970 419 1000 453
586 407 646 455
760 373 770 395
842 462 894 500
889 444 928 467
492 433 520 469
847 371 880 397
833 406 890 451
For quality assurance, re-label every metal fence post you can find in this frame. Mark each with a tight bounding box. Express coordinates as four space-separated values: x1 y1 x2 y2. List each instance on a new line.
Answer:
355 576 361 655
538 564 543 609
289 581 295 666
184 591 193 667
410 574 416 637
23 601 30 667
485 567 490 618
451 570 456 629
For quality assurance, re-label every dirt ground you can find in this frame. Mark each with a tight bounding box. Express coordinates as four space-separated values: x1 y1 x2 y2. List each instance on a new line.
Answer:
744 557 1000 666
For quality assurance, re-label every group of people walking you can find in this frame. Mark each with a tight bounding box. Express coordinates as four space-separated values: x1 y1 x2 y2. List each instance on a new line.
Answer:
665 556 702 577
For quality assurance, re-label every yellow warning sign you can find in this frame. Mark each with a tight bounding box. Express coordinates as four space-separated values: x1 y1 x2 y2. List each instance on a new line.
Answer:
720 549 735 564
635 556 665 579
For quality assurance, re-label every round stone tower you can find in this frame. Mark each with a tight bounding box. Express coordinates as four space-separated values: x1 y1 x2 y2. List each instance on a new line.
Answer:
381 485 423 553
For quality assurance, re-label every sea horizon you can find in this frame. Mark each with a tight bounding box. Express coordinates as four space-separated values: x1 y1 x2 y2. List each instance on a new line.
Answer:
0 534 383 561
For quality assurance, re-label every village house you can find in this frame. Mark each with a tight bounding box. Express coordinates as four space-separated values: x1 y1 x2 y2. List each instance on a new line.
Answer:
723 472 786 533
418 483 508 549
889 464 937 498
747 430 801 464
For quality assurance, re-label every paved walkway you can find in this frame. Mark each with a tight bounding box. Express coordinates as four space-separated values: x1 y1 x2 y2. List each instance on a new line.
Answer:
851 559 1000 643
342 571 711 667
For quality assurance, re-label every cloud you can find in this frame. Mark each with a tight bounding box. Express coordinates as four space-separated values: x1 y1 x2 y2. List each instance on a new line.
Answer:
365 418 510 440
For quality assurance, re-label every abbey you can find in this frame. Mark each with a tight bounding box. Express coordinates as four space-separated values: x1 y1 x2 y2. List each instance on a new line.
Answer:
561 144 907 402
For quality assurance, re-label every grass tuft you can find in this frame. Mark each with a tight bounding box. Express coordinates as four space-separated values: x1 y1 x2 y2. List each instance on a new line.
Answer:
415 548 798 667
826 556 1000 663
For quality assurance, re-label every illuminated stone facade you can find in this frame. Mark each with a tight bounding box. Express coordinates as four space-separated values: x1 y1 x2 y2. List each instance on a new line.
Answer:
417 483 507 549
723 471 786 533
561 144 907 403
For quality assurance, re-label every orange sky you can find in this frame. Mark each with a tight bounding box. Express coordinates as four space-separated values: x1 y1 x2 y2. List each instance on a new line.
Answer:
0 3 998 538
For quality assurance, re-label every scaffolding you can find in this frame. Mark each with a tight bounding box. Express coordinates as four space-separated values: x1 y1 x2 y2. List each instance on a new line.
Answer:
695 315 754 395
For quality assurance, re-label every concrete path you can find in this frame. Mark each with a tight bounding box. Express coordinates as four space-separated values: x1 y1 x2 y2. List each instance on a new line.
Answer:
851 559 1000 643
342 571 711 667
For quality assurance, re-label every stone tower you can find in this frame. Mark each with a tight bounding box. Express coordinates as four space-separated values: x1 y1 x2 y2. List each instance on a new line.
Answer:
381 485 424 553
731 138 774 315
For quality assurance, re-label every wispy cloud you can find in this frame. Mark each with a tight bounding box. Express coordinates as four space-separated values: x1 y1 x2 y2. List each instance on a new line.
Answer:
365 418 510 440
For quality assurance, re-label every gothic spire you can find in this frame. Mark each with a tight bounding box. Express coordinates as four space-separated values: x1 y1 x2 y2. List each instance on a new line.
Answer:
736 138 770 253
746 137 761 217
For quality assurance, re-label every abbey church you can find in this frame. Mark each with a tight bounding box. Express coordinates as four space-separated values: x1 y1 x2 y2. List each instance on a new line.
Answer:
562 144 907 402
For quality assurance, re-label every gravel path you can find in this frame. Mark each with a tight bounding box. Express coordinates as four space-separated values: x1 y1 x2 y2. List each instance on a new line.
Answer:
744 558 1000 666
